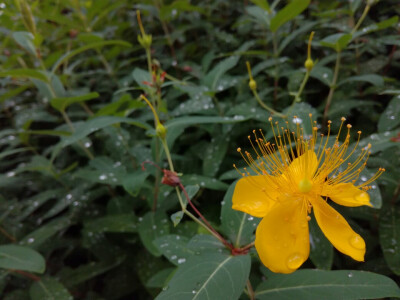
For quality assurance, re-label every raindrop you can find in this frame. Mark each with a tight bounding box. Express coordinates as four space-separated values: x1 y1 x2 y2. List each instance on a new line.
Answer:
6 171 15 177
162 286 169 291
171 255 177 260
152 225 157 230
286 253 304 270
0 3 6 9
221 201 225 205
348 272 353 278
66 194 72 200
27 238 35 244
323 73 328 78
84 142 91 148
349 234 365 250
99 174 107 180
360 176 367 182
192 290 197 294
292 117 303 124
177 258 186 264
200 182 205 187
247 216 254 221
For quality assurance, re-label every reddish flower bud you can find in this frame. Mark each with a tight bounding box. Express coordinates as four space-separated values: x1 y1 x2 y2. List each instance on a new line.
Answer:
161 170 180 187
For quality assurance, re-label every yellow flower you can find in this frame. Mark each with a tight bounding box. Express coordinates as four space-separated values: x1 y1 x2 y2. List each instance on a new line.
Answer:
232 115 384 274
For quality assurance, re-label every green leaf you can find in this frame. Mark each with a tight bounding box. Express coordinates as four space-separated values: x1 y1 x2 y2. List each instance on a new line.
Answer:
0 84 31 104
179 184 200 209
122 170 149 196
255 270 400 299
379 205 400 275
147 268 176 288
138 211 171 257
19 217 71 249
51 116 150 160
29 277 73 300
50 92 99 112
338 74 384 87
357 129 400 154
0 69 48 82
171 211 184 227
181 174 228 191
203 136 229 177
155 252 251 300
220 180 260 247
202 42 253 90
154 235 194 266
250 0 270 11
378 96 400 132
51 40 132 73
166 116 249 130
356 16 399 37
320 33 352 52
12 31 37 56
60 258 124 288
0 245 45 273
270 0 310 32
84 214 137 233
309 215 333 270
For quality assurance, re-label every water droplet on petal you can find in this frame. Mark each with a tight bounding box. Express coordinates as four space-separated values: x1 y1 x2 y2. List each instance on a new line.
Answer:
349 234 365 250
287 253 304 270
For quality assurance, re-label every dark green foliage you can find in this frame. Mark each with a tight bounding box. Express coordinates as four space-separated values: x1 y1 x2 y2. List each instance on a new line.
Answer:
1 0 400 299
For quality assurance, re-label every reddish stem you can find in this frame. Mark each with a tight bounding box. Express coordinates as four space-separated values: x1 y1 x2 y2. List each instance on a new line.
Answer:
178 182 234 250
11 270 40 281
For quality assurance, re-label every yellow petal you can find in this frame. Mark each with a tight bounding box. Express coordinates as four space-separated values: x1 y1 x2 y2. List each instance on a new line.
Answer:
322 183 372 207
287 150 318 184
232 176 278 218
312 197 365 261
255 197 310 274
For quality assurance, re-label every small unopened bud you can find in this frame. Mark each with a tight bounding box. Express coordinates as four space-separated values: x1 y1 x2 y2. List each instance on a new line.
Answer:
156 123 167 139
249 79 257 91
138 34 152 49
304 58 314 71
161 170 180 187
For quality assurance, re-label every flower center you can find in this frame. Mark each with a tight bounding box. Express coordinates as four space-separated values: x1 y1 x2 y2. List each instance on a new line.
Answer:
298 178 312 193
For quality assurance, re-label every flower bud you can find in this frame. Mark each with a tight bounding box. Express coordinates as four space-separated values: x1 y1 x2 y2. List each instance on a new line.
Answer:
156 123 167 139
138 34 152 49
161 170 180 187
249 79 257 91
304 58 314 72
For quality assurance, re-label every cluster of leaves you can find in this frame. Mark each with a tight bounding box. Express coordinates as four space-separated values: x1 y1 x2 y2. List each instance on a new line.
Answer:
1 0 400 299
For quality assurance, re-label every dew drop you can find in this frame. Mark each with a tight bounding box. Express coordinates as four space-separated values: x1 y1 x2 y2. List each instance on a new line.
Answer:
349 234 365 250
99 174 107 180
171 255 177 260
348 272 353 278
192 290 197 294
27 237 35 244
177 258 186 264
286 253 304 270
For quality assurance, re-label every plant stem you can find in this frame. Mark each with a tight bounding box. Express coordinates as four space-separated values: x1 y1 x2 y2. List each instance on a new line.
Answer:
179 182 233 250
61 110 94 160
159 137 233 249
323 51 341 122
0 226 16 242
246 279 255 300
351 4 371 35
252 89 286 118
272 32 279 106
